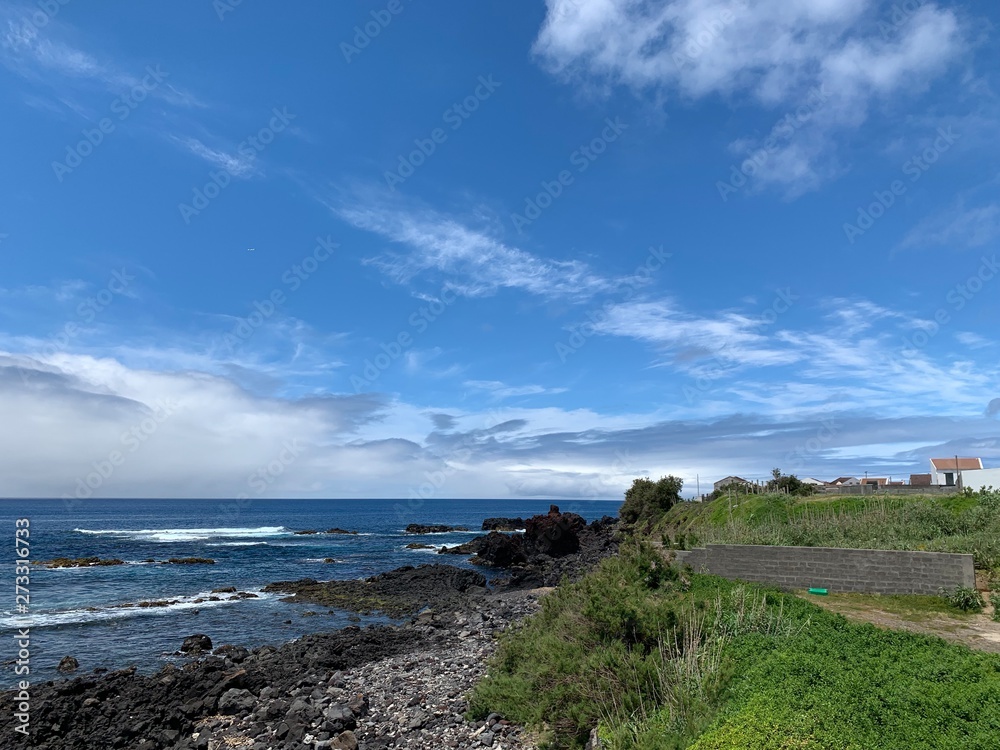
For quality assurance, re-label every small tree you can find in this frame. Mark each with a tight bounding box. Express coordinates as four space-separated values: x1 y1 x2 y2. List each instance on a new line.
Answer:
620 475 684 529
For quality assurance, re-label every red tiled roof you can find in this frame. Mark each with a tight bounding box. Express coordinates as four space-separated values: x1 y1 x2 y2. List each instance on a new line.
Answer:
930 457 983 471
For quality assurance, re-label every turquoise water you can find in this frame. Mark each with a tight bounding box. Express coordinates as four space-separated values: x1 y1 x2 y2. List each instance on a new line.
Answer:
0 497 620 686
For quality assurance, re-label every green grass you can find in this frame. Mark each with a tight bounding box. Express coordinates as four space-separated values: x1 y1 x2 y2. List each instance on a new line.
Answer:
657 488 1000 570
470 543 1000 749
812 592 979 622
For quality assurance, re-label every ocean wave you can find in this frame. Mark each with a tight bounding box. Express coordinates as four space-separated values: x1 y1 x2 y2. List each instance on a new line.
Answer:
73 526 292 543
0 588 273 629
205 542 270 547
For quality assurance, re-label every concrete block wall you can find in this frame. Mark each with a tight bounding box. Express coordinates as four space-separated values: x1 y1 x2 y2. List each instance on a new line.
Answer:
672 544 975 595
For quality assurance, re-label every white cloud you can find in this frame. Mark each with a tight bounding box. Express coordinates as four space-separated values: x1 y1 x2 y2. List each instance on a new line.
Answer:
1 12 200 106
173 136 257 179
464 380 569 400
2 349 999 500
333 196 620 301
901 201 1000 249
534 0 967 193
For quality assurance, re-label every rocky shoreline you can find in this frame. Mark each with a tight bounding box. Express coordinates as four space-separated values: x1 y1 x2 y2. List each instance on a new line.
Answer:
1 508 618 749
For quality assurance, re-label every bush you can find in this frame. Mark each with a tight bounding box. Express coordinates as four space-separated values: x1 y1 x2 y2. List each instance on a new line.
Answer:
990 593 1000 623
658 488 1000 569
472 559 1000 749
620 475 683 530
945 586 984 613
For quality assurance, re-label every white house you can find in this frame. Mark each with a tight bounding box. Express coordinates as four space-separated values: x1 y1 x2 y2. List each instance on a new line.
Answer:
958 467 1000 491
829 476 861 486
929 457 983 487
801 477 829 486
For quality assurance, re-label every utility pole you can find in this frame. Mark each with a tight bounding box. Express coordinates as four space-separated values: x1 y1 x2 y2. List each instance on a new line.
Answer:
956 455 962 491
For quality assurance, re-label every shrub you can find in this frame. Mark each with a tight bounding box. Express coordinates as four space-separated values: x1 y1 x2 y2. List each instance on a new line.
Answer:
990 593 1000 623
620 475 683 530
945 586 984 613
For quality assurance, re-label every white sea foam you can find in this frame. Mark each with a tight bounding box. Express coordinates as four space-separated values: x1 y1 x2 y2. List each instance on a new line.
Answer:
73 527 292 543
0 588 273 629
205 542 269 547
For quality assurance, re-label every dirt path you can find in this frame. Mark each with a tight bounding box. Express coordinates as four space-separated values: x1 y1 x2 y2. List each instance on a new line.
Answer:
800 593 1000 653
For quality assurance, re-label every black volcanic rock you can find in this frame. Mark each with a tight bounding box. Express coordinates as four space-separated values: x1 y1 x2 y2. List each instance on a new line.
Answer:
481 517 525 531
404 524 469 534
469 532 528 568
264 564 487 618
180 634 213 654
524 505 587 557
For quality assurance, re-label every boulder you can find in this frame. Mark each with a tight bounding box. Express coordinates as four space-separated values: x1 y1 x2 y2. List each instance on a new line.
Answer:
57 655 79 673
470 532 528 568
180 634 213 653
330 730 359 750
524 505 586 557
326 528 358 535
218 688 255 715
213 644 249 663
437 537 487 555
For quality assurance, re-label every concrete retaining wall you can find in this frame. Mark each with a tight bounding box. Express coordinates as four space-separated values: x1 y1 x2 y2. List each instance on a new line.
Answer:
673 544 975 595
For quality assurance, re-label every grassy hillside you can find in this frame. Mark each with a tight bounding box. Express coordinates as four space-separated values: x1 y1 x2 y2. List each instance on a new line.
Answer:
657 488 1000 573
470 543 1000 749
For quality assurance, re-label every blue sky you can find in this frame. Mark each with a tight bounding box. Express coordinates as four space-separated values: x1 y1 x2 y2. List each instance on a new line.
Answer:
2 0 999 500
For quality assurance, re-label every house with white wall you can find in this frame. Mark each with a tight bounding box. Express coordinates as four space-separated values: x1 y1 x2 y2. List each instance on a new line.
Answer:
958 467 1000 491
929 457 983 487
829 476 861 486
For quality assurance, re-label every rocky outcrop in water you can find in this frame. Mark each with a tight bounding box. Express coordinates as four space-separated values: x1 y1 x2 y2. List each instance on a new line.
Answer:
404 524 469 534
456 508 620 589
36 557 125 568
263 564 489 618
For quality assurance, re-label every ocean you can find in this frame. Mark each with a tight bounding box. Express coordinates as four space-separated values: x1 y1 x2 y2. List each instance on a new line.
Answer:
0 497 621 688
